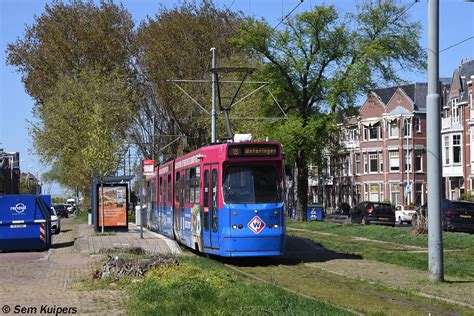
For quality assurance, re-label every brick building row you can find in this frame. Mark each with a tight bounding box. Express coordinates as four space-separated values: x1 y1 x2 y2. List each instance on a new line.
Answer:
310 59 474 210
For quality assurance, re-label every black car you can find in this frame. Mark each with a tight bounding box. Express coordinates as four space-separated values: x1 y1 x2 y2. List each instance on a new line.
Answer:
349 201 395 226
53 204 69 218
442 200 474 233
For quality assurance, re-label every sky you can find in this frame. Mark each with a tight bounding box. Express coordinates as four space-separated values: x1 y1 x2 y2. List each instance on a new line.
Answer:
0 0 473 196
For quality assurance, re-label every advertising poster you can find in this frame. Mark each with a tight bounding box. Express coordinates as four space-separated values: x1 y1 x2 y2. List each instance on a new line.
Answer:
97 184 128 228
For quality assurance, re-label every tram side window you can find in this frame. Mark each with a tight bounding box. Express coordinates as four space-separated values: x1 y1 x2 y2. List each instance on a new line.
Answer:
185 167 201 204
159 177 163 204
203 170 209 231
167 174 172 204
175 172 180 203
163 178 167 206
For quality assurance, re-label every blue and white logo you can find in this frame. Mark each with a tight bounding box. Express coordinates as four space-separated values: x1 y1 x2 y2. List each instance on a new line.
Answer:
10 203 27 214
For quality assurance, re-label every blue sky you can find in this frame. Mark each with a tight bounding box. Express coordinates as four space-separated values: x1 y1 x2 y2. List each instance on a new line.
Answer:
1 0 473 195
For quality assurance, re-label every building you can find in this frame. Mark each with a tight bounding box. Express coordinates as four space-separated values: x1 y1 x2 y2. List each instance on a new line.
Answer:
310 81 450 210
0 149 20 195
441 59 474 200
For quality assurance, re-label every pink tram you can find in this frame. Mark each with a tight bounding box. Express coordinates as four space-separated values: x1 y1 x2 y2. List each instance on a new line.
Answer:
145 142 285 257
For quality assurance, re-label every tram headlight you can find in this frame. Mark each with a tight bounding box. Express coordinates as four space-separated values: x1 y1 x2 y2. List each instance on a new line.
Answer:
238 224 243 229
232 225 237 229
274 224 279 229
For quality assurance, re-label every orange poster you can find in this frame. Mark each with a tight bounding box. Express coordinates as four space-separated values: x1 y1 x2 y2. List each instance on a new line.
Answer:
98 186 127 227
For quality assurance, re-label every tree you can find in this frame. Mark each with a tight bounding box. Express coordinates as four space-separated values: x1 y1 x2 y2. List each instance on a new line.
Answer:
7 0 136 104
131 0 262 161
233 1 425 220
32 68 136 199
6 0 137 197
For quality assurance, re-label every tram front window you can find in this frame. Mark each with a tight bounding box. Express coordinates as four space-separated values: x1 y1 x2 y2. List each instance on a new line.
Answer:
223 165 282 204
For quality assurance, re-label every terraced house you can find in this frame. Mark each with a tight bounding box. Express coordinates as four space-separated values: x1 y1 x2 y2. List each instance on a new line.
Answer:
311 59 474 211
441 59 474 200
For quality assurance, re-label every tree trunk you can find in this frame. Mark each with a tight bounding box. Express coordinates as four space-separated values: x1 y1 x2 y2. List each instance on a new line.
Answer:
295 152 308 221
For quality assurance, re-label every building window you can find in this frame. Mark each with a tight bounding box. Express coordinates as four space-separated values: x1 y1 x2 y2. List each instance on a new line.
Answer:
389 151 400 172
364 183 369 201
415 149 422 172
379 152 384 172
369 152 378 173
444 135 450 165
389 121 399 138
370 184 379 202
415 117 421 133
452 98 459 123
403 119 411 137
404 149 412 171
453 134 461 164
415 183 423 206
355 153 361 174
390 183 401 206
368 125 378 140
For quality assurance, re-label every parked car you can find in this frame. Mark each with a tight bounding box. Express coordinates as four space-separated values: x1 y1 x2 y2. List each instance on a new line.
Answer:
50 207 61 234
442 200 474 233
395 205 417 224
53 204 69 218
349 201 395 226
66 198 76 214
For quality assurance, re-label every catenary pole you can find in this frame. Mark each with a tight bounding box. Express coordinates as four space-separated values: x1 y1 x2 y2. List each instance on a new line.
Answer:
427 0 444 283
139 162 144 239
211 47 217 143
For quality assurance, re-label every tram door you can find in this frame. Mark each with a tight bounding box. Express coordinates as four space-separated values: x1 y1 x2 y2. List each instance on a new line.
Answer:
203 164 219 249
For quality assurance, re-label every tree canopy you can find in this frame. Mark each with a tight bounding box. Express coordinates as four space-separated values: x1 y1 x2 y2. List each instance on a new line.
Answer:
233 0 426 219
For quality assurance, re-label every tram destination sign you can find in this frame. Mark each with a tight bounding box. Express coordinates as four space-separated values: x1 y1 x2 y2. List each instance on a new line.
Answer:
228 144 279 158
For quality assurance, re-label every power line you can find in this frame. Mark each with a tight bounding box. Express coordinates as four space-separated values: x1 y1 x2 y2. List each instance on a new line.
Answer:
440 36 474 53
272 0 304 31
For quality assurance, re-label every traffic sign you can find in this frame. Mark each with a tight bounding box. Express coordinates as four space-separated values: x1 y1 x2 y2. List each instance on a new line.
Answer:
248 216 266 234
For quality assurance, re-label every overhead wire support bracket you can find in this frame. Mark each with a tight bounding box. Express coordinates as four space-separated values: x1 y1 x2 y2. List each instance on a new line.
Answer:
170 81 210 114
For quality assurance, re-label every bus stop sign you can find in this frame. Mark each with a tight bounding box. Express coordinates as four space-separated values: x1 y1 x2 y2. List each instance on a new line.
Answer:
142 160 155 175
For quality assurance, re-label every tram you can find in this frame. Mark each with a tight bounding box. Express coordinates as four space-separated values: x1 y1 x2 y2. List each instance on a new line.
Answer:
146 141 285 257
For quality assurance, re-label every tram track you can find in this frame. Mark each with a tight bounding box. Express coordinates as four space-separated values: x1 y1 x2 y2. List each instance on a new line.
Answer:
224 263 364 316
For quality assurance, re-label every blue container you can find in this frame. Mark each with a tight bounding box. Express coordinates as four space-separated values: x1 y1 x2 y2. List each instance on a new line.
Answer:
306 205 323 221
0 195 52 251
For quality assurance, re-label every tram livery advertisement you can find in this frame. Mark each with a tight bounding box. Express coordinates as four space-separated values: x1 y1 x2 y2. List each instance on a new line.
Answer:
146 142 285 257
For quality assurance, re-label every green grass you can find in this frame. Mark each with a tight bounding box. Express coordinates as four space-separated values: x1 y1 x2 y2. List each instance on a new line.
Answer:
288 220 474 278
81 254 348 315
74 210 88 223
128 256 347 316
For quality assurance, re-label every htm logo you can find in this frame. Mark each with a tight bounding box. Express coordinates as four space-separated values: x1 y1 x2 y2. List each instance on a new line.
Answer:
247 216 265 234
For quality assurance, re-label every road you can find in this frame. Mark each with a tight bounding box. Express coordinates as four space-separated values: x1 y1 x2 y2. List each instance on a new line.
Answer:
0 218 125 315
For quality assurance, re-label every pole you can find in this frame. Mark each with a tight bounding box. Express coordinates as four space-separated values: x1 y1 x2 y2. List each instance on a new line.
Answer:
427 0 444 283
152 115 155 160
211 47 217 143
101 178 105 234
406 118 409 204
139 162 144 239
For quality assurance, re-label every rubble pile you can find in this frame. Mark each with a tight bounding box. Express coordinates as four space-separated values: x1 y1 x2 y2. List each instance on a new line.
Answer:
94 254 178 279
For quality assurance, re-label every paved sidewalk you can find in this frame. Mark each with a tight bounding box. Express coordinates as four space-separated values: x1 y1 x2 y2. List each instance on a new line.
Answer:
75 223 182 255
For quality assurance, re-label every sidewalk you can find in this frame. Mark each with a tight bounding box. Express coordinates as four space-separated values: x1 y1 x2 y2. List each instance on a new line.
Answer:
75 223 182 255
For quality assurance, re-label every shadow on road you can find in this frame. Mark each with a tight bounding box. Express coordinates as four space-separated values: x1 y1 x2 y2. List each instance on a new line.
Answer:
52 239 75 249
216 236 362 267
